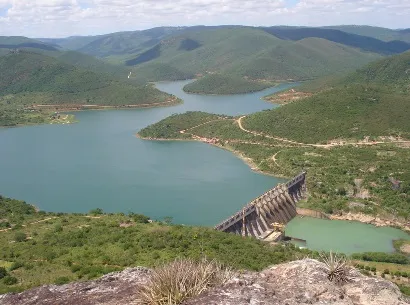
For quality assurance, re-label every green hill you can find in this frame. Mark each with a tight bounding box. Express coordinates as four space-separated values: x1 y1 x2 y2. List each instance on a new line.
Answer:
40 26 406 94
245 85 410 143
0 36 59 55
55 51 130 78
345 51 410 86
183 74 275 94
0 52 177 126
129 28 381 93
262 27 410 54
323 25 410 43
245 52 410 143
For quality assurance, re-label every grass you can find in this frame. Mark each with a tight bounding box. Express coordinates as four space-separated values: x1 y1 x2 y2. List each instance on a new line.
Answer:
138 258 232 305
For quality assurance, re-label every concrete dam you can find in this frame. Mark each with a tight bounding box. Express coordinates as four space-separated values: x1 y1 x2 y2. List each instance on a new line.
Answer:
215 172 306 238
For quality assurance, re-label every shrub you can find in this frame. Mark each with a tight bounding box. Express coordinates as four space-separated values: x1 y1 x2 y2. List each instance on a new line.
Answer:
54 224 63 233
55 277 70 285
362 270 371 276
129 213 150 224
9 261 24 271
370 267 376 272
351 252 409 265
365 266 371 271
3 276 18 285
138 258 232 305
14 232 26 242
89 208 104 215
383 269 390 274
320 251 352 284
402 272 408 278
395 271 401 277
0 267 7 279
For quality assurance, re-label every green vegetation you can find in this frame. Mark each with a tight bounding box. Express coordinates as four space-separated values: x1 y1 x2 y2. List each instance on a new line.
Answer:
129 28 380 93
139 112 226 139
0 196 308 293
352 252 409 265
323 25 410 43
184 74 275 95
0 52 177 126
245 85 410 143
345 51 410 86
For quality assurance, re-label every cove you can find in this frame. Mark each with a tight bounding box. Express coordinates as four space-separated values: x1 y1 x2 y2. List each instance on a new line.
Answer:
286 217 410 254
0 81 295 226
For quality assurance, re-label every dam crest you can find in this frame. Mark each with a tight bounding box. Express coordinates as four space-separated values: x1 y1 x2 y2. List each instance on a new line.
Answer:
215 172 306 238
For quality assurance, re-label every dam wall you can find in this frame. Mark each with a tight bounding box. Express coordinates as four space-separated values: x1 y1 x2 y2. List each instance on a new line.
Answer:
215 172 306 238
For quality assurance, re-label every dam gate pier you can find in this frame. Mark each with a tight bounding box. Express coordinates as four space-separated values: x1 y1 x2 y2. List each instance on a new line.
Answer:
215 172 307 241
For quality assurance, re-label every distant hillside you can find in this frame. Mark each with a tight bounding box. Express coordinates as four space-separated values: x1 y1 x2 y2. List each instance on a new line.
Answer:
183 74 275 95
345 51 410 86
125 27 381 93
29 26 409 95
262 27 410 55
0 36 59 53
76 27 187 58
55 51 129 78
324 25 410 43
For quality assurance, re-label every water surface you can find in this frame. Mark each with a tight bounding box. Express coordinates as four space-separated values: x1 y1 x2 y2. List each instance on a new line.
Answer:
286 217 410 254
0 82 295 225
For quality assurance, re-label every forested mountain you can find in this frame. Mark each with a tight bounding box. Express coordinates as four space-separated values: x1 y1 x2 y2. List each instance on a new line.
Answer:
0 36 60 56
244 51 410 143
14 25 409 94
323 25 410 43
0 52 176 126
262 27 410 54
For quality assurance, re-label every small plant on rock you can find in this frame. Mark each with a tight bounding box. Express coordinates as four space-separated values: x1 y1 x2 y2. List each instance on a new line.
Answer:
138 258 232 305
320 251 352 284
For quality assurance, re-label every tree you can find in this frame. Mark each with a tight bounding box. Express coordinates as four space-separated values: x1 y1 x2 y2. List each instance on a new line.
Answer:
14 232 26 242
89 208 104 215
163 216 173 225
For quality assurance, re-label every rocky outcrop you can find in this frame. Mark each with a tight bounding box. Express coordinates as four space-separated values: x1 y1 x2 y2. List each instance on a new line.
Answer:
0 267 151 305
185 259 409 305
1 260 409 305
330 212 410 232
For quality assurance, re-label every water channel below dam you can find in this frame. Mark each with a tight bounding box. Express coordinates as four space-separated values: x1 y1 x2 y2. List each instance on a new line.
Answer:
0 80 408 253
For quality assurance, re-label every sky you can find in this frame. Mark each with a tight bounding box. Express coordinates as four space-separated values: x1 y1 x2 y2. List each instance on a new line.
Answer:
0 0 409 38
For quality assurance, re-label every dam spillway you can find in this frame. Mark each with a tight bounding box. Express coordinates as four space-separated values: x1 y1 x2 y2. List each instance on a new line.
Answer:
215 172 307 238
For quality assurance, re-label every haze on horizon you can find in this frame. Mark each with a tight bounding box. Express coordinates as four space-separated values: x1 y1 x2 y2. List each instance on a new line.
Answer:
0 0 409 38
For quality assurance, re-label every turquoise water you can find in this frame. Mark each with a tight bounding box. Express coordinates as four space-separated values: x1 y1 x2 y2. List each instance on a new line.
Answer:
0 81 294 225
286 217 410 254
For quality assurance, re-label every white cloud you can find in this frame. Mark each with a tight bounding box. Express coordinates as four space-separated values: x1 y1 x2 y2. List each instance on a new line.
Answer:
0 0 408 37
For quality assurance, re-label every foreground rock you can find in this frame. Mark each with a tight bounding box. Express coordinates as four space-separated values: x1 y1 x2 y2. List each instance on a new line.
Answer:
185 259 410 304
1 260 409 305
0 267 150 305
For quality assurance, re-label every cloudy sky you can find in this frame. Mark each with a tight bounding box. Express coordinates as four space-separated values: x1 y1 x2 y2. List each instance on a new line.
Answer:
0 0 409 38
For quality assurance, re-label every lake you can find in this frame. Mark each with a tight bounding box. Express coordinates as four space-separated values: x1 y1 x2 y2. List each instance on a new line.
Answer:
1 80 408 253
0 81 294 225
